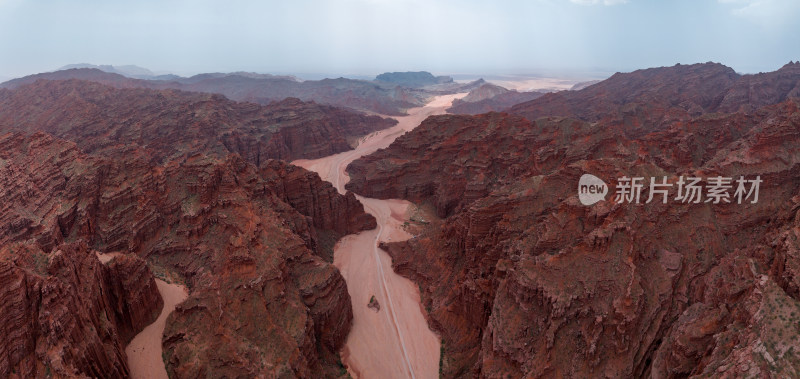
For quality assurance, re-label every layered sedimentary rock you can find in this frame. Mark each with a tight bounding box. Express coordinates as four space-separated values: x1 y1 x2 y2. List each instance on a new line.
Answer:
0 131 374 377
447 83 546 115
260 160 377 235
0 240 162 378
0 79 396 163
347 64 800 377
347 112 547 217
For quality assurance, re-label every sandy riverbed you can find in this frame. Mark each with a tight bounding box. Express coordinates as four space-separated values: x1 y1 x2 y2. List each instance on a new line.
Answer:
96 252 188 379
293 93 465 379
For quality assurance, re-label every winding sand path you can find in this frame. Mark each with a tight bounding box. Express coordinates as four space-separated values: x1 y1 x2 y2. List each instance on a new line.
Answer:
96 252 188 379
293 93 466 379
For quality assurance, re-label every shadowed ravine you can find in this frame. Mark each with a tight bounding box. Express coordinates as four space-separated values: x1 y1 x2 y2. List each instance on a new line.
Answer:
293 93 466 378
97 252 188 379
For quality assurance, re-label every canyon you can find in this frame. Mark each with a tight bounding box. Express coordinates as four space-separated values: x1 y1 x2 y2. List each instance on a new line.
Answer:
5 0 800 376
0 75 391 377
0 129 370 377
1 61 799 378
96 252 189 379
294 93 467 378
345 62 800 377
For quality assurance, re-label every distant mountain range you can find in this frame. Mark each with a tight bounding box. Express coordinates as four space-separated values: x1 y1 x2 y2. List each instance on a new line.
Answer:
2 67 484 115
58 63 174 80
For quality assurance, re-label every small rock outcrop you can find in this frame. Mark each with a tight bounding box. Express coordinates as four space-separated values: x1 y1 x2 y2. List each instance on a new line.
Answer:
447 83 546 115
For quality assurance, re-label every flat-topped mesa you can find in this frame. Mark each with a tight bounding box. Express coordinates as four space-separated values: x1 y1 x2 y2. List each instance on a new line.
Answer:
0 79 397 164
0 131 375 377
345 63 800 376
0 241 163 378
375 71 454 87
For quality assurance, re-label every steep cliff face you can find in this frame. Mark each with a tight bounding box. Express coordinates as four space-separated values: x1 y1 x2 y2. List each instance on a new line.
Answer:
0 132 374 377
347 112 597 217
0 79 396 163
348 72 800 378
260 159 377 236
0 240 162 378
259 160 377 261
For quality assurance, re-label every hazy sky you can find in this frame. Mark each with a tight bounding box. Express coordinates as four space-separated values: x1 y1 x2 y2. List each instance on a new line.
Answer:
0 0 798 79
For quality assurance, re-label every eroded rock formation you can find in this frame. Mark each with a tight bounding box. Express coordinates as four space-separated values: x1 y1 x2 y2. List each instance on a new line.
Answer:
0 130 374 377
0 79 397 163
0 240 162 378
347 63 800 377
